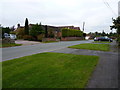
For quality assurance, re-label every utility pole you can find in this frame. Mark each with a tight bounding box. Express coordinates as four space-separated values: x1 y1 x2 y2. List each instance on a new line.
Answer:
83 22 85 32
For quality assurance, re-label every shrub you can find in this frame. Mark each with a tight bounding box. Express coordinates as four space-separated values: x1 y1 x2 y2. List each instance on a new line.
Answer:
10 31 16 34
17 35 23 39
29 23 44 38
37 34 45 41
23 35 35 41
16 28 25 37
62 28 83 37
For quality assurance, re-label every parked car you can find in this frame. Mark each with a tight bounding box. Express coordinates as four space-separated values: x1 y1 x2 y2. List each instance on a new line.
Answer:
4 33 17 40
10 34 17 40
94 37 113 42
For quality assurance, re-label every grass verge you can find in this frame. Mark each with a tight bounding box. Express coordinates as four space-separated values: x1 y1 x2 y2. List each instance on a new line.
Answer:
68 43 110 51
93 41 111 43
2 52 99 88
0 43 22 48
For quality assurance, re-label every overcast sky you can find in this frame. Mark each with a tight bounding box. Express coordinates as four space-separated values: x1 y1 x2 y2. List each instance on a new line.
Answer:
0 0 119 33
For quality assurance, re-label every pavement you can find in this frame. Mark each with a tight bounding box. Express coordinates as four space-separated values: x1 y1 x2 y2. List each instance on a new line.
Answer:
51 41 118 88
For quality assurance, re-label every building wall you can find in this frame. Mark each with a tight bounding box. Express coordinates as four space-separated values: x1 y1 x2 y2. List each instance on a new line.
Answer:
61 37 83 41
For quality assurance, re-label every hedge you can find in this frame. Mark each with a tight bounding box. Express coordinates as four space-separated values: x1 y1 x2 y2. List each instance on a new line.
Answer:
62 28 83 37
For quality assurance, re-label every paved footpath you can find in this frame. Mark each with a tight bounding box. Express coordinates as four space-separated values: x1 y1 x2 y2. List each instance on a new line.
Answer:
51 41 118 88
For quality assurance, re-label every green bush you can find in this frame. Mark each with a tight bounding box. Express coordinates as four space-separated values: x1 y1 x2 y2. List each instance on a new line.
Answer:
17 35 23 39
23 35 35 41
10 31 16 34
62 28 83 37
29 23 44 37
37 34 45 41
16 28 25 36
48 31 54 38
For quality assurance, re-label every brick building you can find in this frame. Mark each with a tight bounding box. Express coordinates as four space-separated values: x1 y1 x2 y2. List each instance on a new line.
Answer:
29 24 81 39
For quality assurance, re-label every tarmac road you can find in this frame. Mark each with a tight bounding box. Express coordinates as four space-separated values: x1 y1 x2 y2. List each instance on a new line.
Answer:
2 40 92 61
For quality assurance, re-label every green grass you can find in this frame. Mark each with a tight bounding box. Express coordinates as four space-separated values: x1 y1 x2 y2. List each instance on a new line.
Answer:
93 41 111 43
2 52 99 88
68 43 110 51
0 43 22 48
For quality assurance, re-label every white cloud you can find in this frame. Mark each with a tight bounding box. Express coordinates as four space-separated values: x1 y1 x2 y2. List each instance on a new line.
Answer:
1 0 119 33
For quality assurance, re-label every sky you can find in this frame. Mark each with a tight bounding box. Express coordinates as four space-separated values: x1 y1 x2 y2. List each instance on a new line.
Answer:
0 0 119 33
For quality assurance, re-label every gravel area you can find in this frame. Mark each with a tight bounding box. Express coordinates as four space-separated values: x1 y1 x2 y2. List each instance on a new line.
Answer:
15 40 41 45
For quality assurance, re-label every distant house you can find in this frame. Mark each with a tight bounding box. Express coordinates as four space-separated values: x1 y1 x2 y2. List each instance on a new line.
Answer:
16 23 82 40
45 25 81 38
29 24 61 38
15 24 24 33
29 24 81 38
58 26 80 30
44 25 61 38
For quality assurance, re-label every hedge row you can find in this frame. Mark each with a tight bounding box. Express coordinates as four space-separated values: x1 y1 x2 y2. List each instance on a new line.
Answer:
62 28 83 37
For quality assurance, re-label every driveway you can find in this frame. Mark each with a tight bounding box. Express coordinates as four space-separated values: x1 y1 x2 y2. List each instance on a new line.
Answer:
2 40 93 61
51 41 118 88
15 40 41 46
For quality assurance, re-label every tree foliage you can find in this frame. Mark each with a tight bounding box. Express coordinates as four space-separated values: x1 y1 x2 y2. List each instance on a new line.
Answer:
1 27 11 38
87 31 117 39
24 18 29 35
48 29 55 38
15 28 25 39
29 23 44 39
45 25 48 38
110 16 120 34
110 16 120 45
101 30 106 36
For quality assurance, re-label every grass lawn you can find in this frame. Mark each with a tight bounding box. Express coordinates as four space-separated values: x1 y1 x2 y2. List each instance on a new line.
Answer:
0 43 22 48
93 41 111 43
2 52 99 88
68 43 110 51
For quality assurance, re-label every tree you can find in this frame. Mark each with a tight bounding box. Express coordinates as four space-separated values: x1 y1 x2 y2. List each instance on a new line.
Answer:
101 30 106 36
95 32 98 36
110 16 120 45
2 27 11 38
15 27 25 39
10 26 15 31
48 29 55 38
24 18 29 35
110 17 120 34
83 33 86 38
29 23 44 40
45 25 48 38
